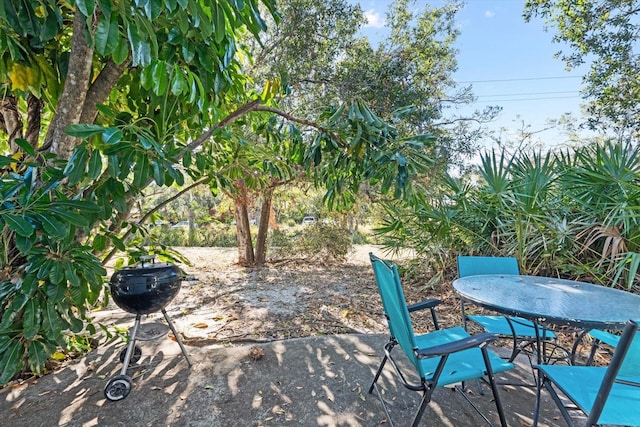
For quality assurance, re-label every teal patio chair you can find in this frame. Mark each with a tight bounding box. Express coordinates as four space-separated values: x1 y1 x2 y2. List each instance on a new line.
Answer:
584 329 620 366
457 256 557 362
369 253 515 427
533 320 640 426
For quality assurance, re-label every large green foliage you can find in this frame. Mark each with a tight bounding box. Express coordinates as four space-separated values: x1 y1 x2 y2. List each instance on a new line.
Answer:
0 0 442 384
379 139 640 289
524 1 640 135
0 152 106 384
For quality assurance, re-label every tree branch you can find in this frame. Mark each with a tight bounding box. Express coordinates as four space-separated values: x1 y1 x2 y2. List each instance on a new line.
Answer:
80 58 132 125
253 105 348 148
180 99 263 158
101 176 212 265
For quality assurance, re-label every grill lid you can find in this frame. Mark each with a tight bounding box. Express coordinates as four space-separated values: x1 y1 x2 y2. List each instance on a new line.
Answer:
111 255 182 284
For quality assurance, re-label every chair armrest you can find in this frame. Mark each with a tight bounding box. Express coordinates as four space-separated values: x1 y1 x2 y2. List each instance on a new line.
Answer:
416 332 499 358
407 298 442 313
615 378 640 387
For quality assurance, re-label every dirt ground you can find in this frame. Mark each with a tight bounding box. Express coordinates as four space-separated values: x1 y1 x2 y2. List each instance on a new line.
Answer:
144 245 461 348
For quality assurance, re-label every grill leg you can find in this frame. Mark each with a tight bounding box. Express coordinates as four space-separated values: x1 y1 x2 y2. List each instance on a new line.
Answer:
162 309 192 367
119 314 142 376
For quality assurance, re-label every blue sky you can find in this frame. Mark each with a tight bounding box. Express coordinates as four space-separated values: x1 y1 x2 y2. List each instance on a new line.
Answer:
354 0 593 144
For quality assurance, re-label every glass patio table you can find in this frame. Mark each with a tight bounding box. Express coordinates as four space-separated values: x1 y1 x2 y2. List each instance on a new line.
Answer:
452 274 640 363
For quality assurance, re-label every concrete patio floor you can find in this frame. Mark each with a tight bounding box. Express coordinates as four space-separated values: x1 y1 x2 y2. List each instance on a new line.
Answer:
1 332 570 426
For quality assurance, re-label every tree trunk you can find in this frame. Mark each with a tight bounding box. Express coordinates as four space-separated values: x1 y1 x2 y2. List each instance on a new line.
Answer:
255 188 274 266
25 95 43 149
45 10 94 159
234 184 255 266
0 95 23 151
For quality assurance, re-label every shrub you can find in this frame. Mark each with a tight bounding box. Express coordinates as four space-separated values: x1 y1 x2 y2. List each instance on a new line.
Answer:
272 222 352 262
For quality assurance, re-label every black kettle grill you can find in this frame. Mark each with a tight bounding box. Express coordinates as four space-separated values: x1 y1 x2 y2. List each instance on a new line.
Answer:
104 256 192 401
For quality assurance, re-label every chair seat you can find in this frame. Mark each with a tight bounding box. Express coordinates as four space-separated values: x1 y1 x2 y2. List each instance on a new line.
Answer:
468 314 556 339
415 326 515 386
538 365 640 426
589 329 620 347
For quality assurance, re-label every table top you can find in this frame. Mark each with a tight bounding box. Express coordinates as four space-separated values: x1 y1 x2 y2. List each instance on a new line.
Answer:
452 274 640 329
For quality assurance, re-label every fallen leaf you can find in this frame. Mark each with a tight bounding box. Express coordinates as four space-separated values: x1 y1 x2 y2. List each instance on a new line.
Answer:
249 346 265 360
193 322 208 329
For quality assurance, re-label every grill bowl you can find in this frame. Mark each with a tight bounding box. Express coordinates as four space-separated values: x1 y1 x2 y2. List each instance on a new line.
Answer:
109 260 182 314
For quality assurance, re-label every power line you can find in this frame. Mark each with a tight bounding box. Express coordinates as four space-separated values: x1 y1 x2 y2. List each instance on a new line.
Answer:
476 90 579 98
474 95 582 103
456 75 583 84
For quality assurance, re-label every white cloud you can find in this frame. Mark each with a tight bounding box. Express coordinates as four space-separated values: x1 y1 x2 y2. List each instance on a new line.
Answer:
364 9 385 28
484 9 496 18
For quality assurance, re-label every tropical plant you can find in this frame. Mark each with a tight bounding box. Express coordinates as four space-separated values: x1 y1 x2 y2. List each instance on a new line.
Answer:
0 149 106 384
559 140 640 288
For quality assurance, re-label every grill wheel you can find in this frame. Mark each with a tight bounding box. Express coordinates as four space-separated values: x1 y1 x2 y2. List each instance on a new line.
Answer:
104 374 132 401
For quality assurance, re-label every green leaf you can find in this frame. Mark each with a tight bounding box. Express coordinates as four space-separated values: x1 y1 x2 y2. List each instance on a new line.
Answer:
170 67 187 95
51 200 101 213
94 14 119 56
20 274 38 295
151 159 164 186
87 150 103 180
67 309 84 333
49 261 65 285
133 155 150 188
127 23 151 67
0 339 24 384
65 124 105 138
152 61 168 96
95 104 116 118
35 213 67 238
46 280 66 303
64 145 88 185
27 340 49 375
112 37 130 65
43 303 63 341
14 138 36 156
75 0 96 17
48 208 89 227
107 154 120 177
102 127 123 145
62 261 81 288
214 2 225 44
92 234 107 252
3 213 34 237
0 292 28 330
110 234 126 251
23 299 41 340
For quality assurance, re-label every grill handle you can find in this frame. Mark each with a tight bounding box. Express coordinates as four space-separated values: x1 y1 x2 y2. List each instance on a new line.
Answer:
139 255 156 267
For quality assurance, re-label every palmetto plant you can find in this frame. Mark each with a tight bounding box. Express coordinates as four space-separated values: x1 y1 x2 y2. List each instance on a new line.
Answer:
377 139 639 289
559 140 640 289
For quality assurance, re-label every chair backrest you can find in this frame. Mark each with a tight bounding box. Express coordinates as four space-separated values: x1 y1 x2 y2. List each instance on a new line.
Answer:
588 320 639 424
457 256 519 277
617 328 640 377
369 253 420 371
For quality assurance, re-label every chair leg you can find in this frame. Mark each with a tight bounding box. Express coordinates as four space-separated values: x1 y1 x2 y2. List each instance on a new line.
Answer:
481 345 508 427
585 339 601 366
532 369 544 427
411 389 433 427
369 354 389 394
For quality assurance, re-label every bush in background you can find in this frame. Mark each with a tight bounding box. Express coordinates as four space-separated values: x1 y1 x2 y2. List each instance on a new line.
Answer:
271 223 352 262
